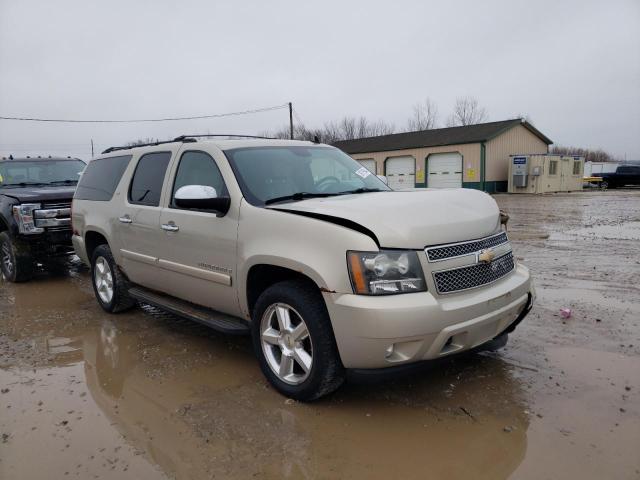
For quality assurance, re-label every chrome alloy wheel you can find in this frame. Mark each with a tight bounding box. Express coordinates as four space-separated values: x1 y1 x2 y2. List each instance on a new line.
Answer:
260 303 313 385
1 241 13 275
94 256 114 304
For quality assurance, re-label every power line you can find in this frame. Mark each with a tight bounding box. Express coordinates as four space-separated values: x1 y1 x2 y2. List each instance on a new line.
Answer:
0 103 289 124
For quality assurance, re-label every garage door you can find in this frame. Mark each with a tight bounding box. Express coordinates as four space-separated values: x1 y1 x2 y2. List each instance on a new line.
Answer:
427 153 462 188
385 156 415 190
357 159 376 174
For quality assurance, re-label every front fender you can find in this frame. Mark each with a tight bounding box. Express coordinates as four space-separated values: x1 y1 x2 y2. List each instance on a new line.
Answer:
237 202 378 315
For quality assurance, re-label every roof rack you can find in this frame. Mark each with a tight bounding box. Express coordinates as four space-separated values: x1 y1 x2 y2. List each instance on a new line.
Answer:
102 138 184 154
101 134 278 154
174 134 277 141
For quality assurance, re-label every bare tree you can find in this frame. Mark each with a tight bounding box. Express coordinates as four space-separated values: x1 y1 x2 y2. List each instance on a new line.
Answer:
407 98 439 131
265 116 395 143
125 137 159 146
550 145 617 162
446 96 488 127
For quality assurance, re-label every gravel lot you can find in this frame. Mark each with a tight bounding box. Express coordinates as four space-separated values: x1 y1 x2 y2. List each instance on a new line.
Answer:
1 190 639 480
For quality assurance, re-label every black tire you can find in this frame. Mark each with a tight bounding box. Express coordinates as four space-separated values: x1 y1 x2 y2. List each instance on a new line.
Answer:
0 231 34 282
479 332 509 352
91 244 135 313
251 280 345 401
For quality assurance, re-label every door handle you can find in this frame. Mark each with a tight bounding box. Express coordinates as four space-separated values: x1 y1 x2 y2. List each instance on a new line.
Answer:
161 223 179 232
118 215 132 224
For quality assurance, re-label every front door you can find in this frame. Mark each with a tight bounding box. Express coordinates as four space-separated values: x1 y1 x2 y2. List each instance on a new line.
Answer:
116 151 172 292
157 150 239 316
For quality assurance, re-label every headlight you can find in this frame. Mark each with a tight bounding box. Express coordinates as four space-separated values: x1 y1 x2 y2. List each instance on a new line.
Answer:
347 250 426 295
12 203 44 234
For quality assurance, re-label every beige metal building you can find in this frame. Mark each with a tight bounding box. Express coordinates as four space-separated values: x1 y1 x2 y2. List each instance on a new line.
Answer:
508 154 584 193
333 119 552 193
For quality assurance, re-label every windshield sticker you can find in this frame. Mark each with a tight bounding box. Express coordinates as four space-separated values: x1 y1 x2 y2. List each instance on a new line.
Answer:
355 166 372 179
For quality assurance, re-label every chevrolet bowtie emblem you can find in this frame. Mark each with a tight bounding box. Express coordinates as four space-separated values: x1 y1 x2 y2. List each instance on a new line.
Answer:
477 248 495 264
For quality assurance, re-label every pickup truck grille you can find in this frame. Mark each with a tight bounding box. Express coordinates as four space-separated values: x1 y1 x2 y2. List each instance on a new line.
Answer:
34 201 72 230
433 252 515 294
425 231 509 262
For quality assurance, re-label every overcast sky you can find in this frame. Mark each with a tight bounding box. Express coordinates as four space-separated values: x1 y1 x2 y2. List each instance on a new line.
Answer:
1 0 638 160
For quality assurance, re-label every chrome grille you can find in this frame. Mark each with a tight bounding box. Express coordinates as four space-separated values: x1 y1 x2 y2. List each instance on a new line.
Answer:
42 201 72 210
433 252 515 294
426 232 509 262
35 201 72 230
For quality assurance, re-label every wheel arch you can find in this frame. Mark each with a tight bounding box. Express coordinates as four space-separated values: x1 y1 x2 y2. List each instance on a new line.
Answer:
244 262 326 318
84 229 110 261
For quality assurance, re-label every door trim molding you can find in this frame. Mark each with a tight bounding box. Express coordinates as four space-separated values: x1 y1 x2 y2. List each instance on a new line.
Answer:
121 249 157 265
157 258 232 286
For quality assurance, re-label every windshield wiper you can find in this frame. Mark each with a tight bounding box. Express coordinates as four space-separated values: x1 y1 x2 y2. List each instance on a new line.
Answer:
339 187 386 195
265 192 337 205
47 179 78 185
1 182 49 188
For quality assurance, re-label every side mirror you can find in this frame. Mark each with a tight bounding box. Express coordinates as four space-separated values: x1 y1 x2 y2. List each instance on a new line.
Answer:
377 175 388 185
174 185 230 216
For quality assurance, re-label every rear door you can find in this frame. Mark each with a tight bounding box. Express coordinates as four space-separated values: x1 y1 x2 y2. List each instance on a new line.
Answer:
157 149 239 315
115 151 172 291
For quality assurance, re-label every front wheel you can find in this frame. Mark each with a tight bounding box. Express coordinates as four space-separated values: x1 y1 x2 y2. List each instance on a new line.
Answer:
252 280 345 401
91 244 135 313
0 232 33 282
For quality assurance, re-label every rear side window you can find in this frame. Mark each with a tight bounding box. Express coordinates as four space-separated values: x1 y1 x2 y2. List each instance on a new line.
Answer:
618 166 640 174
129 152 171 206
74 155 132 201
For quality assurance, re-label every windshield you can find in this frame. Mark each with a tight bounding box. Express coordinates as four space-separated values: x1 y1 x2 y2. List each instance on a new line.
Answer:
0 159 86 186
224 146 390 205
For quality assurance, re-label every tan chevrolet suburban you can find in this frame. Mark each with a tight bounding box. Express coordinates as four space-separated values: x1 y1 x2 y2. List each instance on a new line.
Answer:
72 136 533 401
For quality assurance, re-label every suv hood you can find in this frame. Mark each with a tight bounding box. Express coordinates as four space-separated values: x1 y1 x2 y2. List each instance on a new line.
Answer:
0 185 76 203
269 189 501 248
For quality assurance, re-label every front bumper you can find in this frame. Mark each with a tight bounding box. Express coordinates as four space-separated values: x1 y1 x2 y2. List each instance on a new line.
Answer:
17 229 75 258
324 263 533 369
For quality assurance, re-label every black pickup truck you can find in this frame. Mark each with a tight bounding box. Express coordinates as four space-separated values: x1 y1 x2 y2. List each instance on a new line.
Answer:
0 156 86 281
593 165 640 189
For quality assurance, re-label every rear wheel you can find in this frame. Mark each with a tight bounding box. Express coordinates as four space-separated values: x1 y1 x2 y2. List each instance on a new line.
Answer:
252 280 345 401
0 232 34 282
91 244 135 313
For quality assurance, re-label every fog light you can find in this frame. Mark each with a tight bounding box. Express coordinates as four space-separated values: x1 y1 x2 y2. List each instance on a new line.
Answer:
385 344 394 359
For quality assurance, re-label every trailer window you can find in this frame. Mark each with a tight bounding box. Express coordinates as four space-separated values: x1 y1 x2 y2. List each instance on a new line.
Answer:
572 161 581 175
549 160 558 175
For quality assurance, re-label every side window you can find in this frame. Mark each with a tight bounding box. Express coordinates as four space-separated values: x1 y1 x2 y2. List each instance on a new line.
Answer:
75 155 132 201
128 152 172 206
171 151 228 208
549 160 558 175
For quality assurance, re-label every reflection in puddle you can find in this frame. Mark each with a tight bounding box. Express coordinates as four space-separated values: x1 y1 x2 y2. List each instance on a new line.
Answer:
2 267 531 479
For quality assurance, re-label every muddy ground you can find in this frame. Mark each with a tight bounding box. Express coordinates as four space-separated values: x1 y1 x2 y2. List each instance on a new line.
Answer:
1 190 639 480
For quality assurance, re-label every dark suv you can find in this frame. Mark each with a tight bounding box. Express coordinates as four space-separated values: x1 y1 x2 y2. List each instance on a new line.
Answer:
594 165 640 189
0 156 86 281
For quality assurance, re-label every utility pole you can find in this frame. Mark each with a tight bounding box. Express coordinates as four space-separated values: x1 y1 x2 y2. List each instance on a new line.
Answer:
91 139 94 158
288 102 293 140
